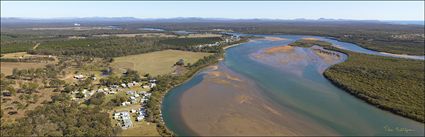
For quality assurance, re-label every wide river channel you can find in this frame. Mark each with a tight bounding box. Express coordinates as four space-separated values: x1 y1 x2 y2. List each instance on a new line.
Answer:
162 34 424 136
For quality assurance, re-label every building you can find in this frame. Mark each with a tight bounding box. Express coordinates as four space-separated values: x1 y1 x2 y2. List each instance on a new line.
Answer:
74 74 85 80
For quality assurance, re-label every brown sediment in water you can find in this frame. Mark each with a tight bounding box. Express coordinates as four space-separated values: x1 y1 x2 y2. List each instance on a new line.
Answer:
178 64 337 136
301 37 320 41
208 65 219 71
264 45 294 54
313 49 341 65
263 37 288 41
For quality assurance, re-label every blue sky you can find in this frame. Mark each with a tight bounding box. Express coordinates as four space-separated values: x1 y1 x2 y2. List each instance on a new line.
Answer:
1 1 424 20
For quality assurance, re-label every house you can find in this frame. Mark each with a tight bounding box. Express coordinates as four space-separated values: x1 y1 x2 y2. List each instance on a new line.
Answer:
2 91 11 97
121 83 127 88
148 79 157 83
74 74 85 80
120 112 132 129
145 93 152 97
149 83 156 88
139 91 147 95
142 85 150 89
130 109 137 113
111 85 119 88
136 116 144 122
134 93 140 98
97 89 104 93
126 91 135 95
121 101 131 106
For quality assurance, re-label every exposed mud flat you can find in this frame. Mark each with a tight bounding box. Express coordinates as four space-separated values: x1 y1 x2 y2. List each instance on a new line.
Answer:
177 64 337 136
301 37 320 41
164 34 425 136
251 45 345 75
263 36 288 41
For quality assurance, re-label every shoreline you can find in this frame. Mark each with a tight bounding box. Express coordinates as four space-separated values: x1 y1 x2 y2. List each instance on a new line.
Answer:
295 41 425 123
157 39 249 135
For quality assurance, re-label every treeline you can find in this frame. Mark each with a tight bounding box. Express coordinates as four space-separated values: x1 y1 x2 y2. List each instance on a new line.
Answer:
0 93 121 136
159 37 222 46
291 39 425 123
28 37 223 58
0 41 35 54
123 21 424 55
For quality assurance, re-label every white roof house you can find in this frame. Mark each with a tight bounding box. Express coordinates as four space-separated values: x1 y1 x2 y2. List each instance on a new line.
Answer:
130 109 137 113
136 116 144 122
149 83 157 88
121 83 127 88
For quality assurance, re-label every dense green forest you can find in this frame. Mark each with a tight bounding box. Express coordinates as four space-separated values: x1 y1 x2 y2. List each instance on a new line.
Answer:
291 39 425 122
25 37 222 58
0 41 35 54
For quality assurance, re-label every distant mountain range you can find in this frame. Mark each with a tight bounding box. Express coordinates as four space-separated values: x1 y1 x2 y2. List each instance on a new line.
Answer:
1 17 423 25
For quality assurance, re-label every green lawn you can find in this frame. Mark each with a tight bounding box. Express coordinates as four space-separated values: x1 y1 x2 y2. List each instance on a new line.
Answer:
111 50 213 76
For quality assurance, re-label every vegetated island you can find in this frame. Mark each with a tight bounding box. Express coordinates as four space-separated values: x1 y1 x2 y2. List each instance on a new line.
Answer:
289 39 424 123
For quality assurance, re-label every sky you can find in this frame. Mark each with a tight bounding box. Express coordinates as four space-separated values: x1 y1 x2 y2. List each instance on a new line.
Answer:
1 1 424 20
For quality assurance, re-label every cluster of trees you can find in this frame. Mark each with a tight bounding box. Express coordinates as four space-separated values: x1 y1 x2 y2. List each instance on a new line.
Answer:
98 69 141 87
1 93 121 136
291 39 425 123
289 39 332 47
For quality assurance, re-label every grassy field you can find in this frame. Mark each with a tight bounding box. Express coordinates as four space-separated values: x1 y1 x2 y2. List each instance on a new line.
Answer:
1 52 33 58
291 39 425 122
0 62 49 75
111 50 213 76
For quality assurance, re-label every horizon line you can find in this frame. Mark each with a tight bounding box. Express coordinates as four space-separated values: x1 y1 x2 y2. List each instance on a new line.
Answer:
1 17 424 21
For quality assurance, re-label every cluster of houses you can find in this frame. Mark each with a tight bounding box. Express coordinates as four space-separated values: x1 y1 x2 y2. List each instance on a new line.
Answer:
196 35 241 48
113 111 132 129
121 90 152 106
113 91 151 129
113 106 148 129
70 79 156 101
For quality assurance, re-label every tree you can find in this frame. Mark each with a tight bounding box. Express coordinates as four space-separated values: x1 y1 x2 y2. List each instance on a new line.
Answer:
49 79 65 88
86 92 105 106
21 82 39 94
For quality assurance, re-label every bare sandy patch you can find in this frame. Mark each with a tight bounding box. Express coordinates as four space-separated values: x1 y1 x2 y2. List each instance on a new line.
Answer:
301 38 320 41
264 46 294 54
263 37 288 41
1 52 32 58
1 62 48 75
178 64 337 136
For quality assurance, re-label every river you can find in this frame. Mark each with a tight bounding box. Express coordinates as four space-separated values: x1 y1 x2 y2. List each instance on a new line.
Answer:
162 34 424 136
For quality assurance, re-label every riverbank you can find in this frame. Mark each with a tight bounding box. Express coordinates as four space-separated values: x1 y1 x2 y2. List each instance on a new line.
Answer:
290 39 425 123
162 35 424 136
174 63 337 136
145 39 249 136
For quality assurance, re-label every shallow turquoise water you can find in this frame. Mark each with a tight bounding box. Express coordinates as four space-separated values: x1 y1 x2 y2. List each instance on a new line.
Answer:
162 35 424 136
